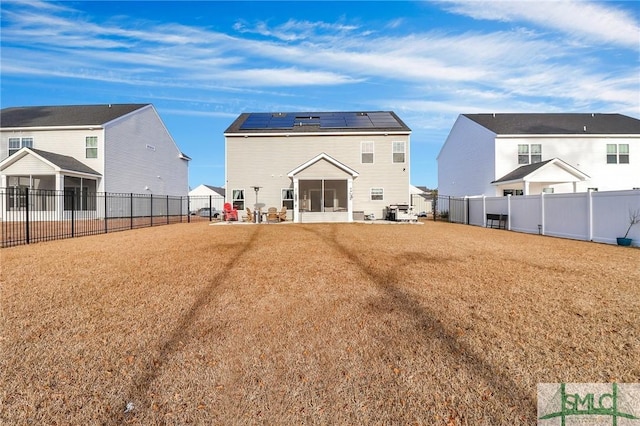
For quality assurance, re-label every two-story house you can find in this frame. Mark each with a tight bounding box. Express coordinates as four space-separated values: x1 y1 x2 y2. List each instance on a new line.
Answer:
224 111 411 222
437 113 640 196
0 104 190 199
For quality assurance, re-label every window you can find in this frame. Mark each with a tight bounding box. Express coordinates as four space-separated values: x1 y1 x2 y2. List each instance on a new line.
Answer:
361 141 374 163
392 141 405 163
531 144 542 163
86 136 98 158
607 144 629 164
282 188 294 210
518 144 542 164
371 188 384 201
8 137 33 156
232 189 245 210
503 189 523 196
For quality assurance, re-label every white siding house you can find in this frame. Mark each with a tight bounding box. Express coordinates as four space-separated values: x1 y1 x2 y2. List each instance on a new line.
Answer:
438 113 640 196
0 104 190 197
224 112 411 223
188 184 225 213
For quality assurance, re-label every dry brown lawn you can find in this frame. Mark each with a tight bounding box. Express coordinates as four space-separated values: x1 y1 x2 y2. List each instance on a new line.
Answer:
1 221 639 425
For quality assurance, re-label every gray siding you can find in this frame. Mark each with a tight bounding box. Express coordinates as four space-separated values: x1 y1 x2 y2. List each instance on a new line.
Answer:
438 116 497 196
226 132 410 218
104 106 188 195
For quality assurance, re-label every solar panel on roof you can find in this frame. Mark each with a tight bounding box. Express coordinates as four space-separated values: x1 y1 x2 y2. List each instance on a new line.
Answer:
237 111 405 130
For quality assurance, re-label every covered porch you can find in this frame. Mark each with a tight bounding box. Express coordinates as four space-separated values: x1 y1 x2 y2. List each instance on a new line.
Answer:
492 158 590 196
0 147 102 220
288 153 359 223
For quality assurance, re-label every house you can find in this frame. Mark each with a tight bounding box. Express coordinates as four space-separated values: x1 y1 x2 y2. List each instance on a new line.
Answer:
410 185 433 215
224 111 411 222
188 184 225 213
437 113 640 196
1 104 190 200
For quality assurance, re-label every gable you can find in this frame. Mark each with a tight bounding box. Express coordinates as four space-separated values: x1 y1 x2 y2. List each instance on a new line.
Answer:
288 153 359 178
293 158 355 179
492 158 589 185
1 153 56 174
0 148 101 176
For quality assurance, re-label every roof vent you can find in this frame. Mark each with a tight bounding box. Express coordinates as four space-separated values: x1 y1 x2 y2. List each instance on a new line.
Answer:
583 125 587 132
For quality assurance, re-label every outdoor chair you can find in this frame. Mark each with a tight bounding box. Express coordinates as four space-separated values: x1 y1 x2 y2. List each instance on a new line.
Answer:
278 206 287 222
244 207 253 223
266 207 279 223
223 202 238 221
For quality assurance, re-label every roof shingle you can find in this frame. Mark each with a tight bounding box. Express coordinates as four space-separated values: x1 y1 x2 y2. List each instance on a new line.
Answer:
464 113 640 135
0 104 149 128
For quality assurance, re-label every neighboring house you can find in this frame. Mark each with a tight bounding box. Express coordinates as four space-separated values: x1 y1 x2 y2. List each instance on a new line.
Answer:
1 103 189 203
410 185 433 214
437 113 640 196
188 184 225 213
224 111 411 222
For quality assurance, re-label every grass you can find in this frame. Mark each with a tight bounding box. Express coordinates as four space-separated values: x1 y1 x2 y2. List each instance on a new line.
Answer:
1 221 638 425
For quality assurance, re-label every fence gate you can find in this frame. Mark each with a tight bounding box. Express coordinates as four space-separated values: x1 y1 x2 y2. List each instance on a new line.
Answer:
433 195 469 224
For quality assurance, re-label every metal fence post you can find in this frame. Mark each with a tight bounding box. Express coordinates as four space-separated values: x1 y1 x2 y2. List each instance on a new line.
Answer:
25 187 30 244
209 195 212 221
150 194 153 227
104 192 108 234
166 195 169 224
130 193 134 230
186 196 190 223
71 189 75 238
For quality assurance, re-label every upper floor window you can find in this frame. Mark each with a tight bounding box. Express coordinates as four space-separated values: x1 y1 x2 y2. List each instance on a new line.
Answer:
361 141 374 164
607 144 629 164
518 144 542 165
8 137 33 156
392 141 405 163
86 136 98 159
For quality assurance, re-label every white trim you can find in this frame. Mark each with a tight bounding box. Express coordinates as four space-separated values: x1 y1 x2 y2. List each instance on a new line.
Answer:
492 158 590 187
361 141 374 164
288 152 359 177
0 147 101 178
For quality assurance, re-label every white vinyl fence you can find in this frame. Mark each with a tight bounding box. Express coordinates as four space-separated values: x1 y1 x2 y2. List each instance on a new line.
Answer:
440 189 640 246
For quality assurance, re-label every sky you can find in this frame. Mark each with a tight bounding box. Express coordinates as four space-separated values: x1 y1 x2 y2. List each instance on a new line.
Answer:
1 0 638 190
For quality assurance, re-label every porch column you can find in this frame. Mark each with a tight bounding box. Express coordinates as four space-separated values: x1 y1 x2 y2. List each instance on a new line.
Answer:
56 174 64 220
0 174 6 217
572 182 577 193
347 178 354 222
292 178 300 223
523 180 530 196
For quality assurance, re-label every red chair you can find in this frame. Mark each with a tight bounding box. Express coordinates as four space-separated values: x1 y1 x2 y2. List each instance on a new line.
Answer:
223 202 238 221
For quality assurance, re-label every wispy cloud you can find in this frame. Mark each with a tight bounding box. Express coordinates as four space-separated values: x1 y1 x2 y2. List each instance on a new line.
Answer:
440 0 640 48
1 0 638 117
233 18 359 41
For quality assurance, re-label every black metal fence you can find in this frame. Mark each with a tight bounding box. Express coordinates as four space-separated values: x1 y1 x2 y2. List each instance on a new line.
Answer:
0 188 216 248
432 195 469 224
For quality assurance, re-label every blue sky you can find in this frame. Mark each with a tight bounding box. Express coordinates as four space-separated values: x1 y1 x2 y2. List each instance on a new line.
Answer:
1 0 638 190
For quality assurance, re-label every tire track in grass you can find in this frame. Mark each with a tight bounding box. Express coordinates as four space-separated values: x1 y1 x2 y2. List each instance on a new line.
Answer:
111 226 262 424
301 224 536 424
